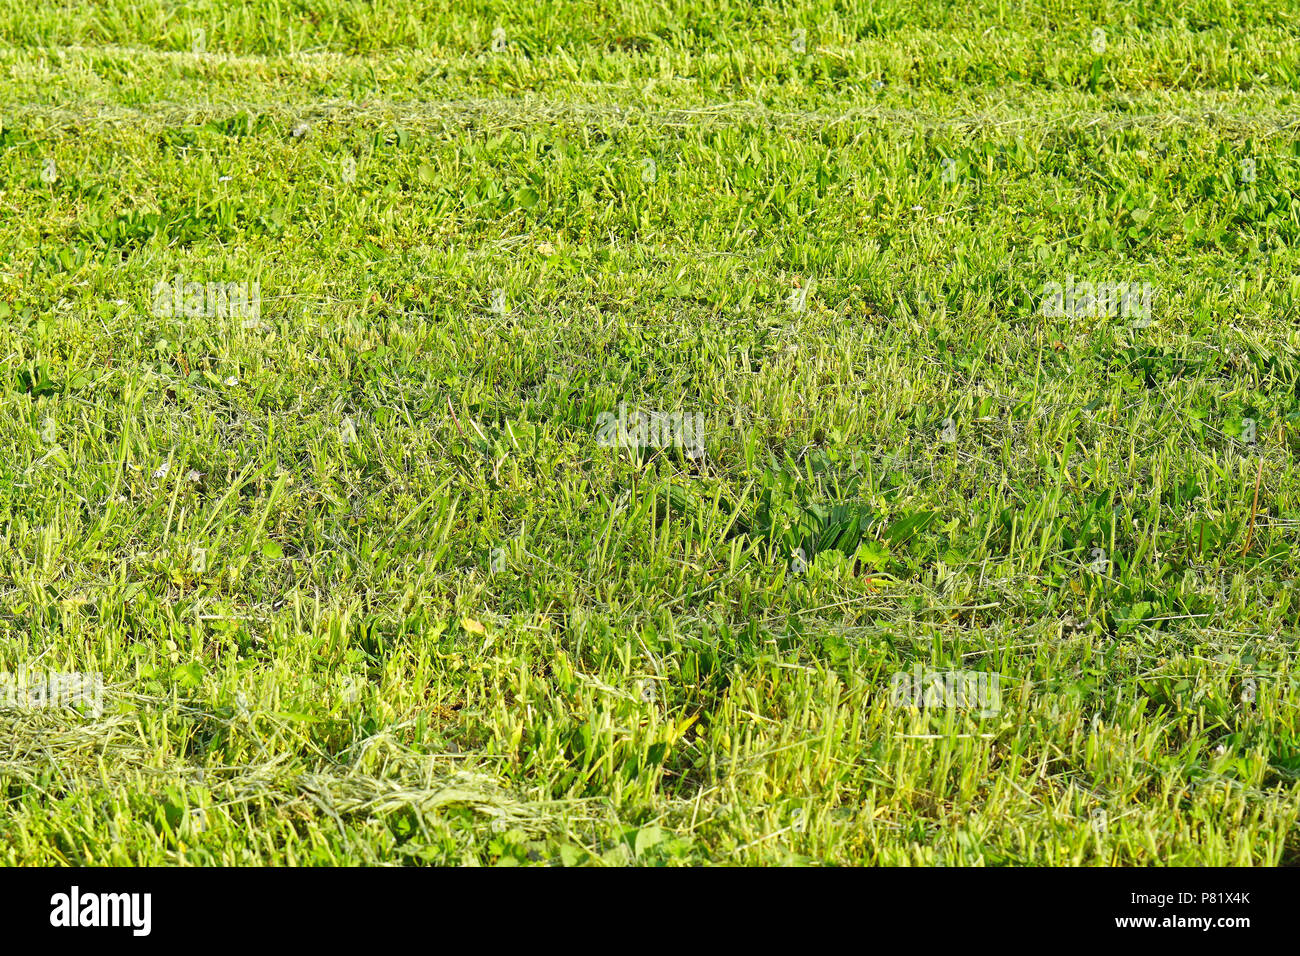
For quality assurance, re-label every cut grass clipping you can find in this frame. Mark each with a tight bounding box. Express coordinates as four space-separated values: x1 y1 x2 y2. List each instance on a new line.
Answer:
1 1 1299 864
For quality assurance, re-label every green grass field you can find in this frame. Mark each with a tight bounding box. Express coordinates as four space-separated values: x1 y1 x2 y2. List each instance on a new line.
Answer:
3 1 1299 865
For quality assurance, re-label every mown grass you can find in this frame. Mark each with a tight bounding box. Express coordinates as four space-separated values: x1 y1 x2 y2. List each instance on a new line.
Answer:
1 0 1298 865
